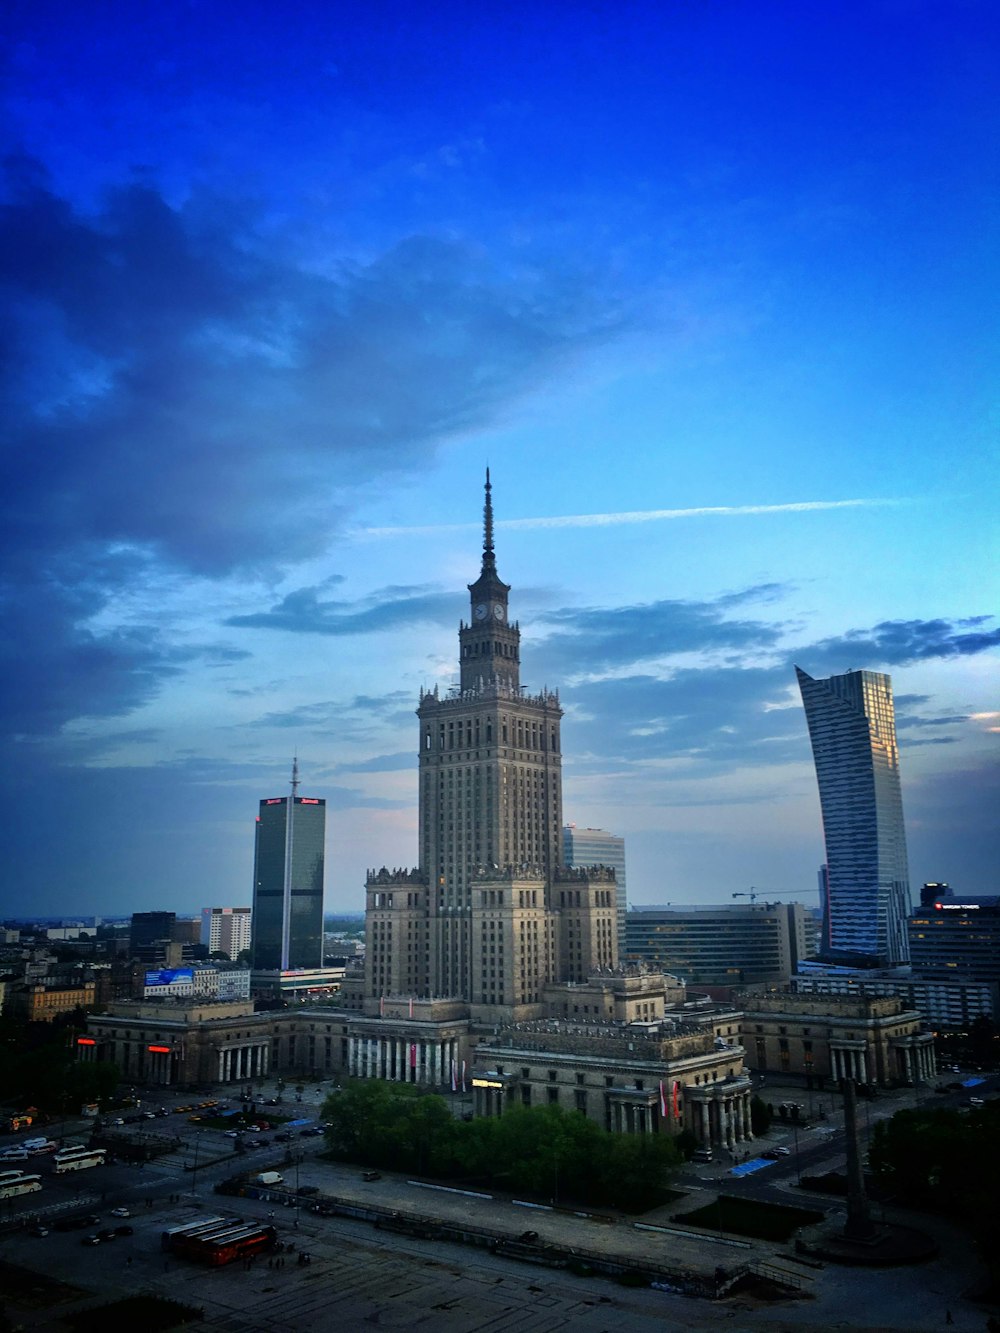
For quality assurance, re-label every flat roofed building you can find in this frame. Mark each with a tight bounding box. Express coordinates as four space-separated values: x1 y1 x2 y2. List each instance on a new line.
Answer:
251 762 325 972
626 902 808 988
739 991 934 1087
201 906 252 960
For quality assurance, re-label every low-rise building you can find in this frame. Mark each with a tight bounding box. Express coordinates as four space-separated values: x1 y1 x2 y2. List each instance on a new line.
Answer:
739 991 934 1086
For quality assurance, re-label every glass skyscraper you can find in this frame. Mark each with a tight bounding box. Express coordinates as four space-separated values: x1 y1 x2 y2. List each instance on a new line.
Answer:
796 667 911 965
251 765 326 971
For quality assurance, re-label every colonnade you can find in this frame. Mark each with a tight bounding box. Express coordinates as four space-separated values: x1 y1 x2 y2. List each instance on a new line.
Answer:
690 1085 754 1151
608 1101 654 1134
217 1042 269 1082
830 1043 869 1082
892 1036 937 1084
348 1032 460 1086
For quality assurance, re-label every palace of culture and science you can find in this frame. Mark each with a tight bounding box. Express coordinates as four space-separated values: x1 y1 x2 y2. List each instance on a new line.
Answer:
341 474 758 1145
363 471 617 1017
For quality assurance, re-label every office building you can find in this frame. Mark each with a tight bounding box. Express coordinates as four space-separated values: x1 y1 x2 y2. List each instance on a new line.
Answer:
129 911 176 962
626 902 809 988
251 762 326 971
201 906 253 959
565 825 627 958
908 894 1000 1000
796 667 911 965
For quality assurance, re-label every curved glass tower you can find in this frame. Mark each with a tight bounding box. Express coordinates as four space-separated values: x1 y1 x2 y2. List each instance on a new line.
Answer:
796 667 911 965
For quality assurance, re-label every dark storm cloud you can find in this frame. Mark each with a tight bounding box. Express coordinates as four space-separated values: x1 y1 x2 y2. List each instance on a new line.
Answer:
227 584 461 635
0 156 618 742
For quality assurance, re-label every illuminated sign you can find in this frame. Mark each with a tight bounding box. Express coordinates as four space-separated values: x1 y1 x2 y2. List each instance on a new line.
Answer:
145 968 193 988
76 1037 96 1046
936 903 981 911
299 797 320 804
147 1045 172 1054
265 798 284 805
472 1078 504 1089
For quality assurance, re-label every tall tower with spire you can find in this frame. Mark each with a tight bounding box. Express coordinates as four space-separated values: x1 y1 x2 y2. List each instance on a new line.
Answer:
251 760 326 971
364 473 618 1016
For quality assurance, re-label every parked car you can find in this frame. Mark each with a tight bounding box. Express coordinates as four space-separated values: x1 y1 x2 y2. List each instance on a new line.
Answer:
110 1207 130 1218
28 1225 49 1237
81 1235 101 1246
361 1170 381 1182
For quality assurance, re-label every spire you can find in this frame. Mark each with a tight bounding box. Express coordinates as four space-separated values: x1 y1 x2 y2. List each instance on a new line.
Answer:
482 467 496 574
484 467 494 556
290 755 300 798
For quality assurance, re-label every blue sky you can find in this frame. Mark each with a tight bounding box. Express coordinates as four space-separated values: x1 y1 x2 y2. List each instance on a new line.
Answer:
1 0 997 917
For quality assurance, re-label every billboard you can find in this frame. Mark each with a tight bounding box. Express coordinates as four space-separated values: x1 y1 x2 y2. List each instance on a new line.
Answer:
144 968 193 988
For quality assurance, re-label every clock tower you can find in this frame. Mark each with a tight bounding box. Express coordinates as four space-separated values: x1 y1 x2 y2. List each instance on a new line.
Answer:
460 469 519 693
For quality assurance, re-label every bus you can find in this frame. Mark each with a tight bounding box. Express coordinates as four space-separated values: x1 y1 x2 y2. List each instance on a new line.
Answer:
0 1170 29 1186
169 1221 278 1268
0 1174 43 1200
53 1148 107 1174
160 1216 229 1250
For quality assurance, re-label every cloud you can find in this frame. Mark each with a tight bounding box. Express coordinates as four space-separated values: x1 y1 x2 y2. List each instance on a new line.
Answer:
532 591 787 679
227 584 461 635
364 498 906 538
798 617 1000 672
0 156 620 743
248 691 415 743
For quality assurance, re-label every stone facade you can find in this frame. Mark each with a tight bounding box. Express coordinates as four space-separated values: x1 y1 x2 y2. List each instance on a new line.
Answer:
738 991 935 1085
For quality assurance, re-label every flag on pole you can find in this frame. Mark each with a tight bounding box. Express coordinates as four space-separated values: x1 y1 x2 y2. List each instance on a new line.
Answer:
410 1043 417 1069
672 1081 681 1116
659 1080 667 1118
409 997 413 1019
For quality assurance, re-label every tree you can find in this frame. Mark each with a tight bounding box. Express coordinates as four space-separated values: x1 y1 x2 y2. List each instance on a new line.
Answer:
750 1095 772 1135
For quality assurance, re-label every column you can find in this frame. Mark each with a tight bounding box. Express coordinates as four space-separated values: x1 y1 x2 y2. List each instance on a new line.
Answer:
263 1043 269 1076
218 1050 225 1082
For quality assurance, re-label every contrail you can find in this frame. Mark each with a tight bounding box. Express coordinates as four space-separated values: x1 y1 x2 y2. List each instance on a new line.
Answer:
363 497 904 538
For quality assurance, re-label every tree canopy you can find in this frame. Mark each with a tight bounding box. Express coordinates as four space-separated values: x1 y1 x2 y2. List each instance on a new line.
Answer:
321 1081 681 1211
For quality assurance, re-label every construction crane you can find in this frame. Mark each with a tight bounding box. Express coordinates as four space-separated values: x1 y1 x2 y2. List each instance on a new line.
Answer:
733 887 765 904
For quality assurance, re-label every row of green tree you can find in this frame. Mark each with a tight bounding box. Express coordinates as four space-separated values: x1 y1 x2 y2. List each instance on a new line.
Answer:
0 1013 120 1117
321 1081 685 1211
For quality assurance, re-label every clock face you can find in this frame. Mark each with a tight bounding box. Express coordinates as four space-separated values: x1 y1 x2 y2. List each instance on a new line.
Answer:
492 603 505 621
474 603 488 621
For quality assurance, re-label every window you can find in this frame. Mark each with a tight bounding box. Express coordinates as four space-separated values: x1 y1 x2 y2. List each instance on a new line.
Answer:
547 1087 559 1105
548 1069 557 1082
